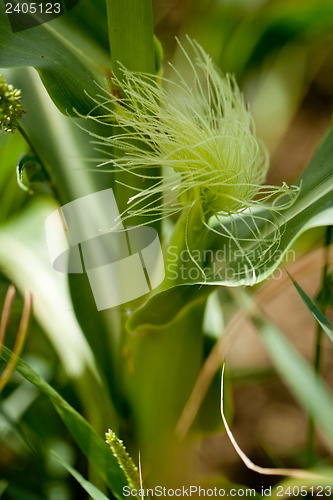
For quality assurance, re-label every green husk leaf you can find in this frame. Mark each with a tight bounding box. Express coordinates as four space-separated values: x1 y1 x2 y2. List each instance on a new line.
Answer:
129 124 333 327
127 284 212 332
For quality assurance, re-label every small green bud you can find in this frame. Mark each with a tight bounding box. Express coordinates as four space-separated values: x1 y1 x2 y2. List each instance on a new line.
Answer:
0 75 24 133
105 429 141 492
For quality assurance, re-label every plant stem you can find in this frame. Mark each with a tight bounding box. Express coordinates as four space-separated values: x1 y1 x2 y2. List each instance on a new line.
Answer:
106 0 155 77
106 0 160 232
306 225 332 466
105 0 162 429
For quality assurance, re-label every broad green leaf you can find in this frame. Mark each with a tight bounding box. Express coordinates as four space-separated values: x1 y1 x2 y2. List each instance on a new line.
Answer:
51 451 110 500
123 295 206 469
0 2 110 115
106 0 161 233
0 0 162 115
0 69 120 403
0 197 97 379
0 68 125 417
2 67 115 205
288 274 333 343
107 0 155 76
0 345 127 500
0 196 119 431
257 318 333 449
64 0 109 50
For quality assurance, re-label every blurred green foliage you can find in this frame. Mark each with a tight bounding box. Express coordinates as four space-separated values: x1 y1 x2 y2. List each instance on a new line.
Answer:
0 0 333 498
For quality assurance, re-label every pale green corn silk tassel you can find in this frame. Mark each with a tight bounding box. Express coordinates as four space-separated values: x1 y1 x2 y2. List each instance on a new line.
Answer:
0 75 24 133
105 429 141 492
83 37 299 280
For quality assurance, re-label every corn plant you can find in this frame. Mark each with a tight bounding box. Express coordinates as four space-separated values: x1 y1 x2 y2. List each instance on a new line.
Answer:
0 1 333 498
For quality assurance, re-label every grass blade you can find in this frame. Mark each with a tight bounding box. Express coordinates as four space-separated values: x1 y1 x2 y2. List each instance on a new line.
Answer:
230 289 333 451
51 451 110 500
257 318 333 450
288 273 333 342
0 345 127 499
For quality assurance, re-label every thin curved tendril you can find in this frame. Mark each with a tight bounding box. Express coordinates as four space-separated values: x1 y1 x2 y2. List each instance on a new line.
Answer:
220 364 327 480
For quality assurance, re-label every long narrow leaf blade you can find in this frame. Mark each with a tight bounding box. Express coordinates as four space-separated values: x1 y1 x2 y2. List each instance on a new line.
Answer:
257 318 333 449
288 274 333 342
51 451 110 500
0 346 127 499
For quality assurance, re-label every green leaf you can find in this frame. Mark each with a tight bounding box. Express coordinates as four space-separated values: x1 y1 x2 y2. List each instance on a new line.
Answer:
105 0 161 233
0 345 127 500
0 132 28 221
64 0 109 50
129 124 333 327
288 273 333 343
122 292 206 471
127 284 213 332
0 2 110 115
0 480 9 497
106 0 155 76
16 153 55 196
257 317 333 449
0 0 163 117
205 124 333 286
0 69 121 410
0 198 98 379
51 451 110 500
0 195 120 433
